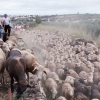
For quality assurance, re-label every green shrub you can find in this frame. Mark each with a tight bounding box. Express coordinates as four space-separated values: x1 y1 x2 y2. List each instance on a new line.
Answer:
35 15 42 24
28 22 38 27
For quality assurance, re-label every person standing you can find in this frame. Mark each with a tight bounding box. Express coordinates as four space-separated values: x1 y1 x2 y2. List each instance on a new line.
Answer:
0 17 2 38
2 14 11 36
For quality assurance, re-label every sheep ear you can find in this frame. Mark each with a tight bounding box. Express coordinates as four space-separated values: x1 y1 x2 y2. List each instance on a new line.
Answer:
43 71 47 75
13 43 15 46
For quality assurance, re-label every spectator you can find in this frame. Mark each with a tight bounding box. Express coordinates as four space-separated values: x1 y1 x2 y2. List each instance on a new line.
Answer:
0 17 2 38
2 14 11 36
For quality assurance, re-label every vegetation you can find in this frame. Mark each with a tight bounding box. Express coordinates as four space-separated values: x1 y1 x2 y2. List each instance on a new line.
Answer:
28 22 38 27
33 20 100 47
35 15 42 24
41 20 100 37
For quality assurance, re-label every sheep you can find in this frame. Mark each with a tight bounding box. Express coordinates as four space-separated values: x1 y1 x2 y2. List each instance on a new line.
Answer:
93 72 100 84
46 72 62 84
20 50 47 95
5 50 29 98
42 68 51 81
79 71 88 79
64 76 75 86
21 48 34 54
87 72 93 83
56 68 65 79
57 96 67 100
75 85 91 97
64 62 75 70
46 60 56 72
74 64 82 74
8 36 18 45
81 63 90 73
74 92 90 100
90 89 100 99
45 78 58 99
69 69 79 78
20 50 46 82
0 48 6 85
62 83 74 99
1 42 10 54
6 40 17 50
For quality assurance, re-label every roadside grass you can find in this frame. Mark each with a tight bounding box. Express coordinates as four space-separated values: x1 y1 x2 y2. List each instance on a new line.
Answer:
34 21 100 48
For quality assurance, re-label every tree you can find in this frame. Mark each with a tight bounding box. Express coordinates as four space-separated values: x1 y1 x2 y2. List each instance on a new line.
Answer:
35 15 42 24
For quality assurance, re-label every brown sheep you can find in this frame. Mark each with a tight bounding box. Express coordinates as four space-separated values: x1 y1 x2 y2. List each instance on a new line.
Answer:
20 50 46 83
20 50 46 95
5 50 29 98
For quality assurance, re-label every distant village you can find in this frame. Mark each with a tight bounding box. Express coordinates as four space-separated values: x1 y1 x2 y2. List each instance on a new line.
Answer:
1 14 100 22
1 14 100 31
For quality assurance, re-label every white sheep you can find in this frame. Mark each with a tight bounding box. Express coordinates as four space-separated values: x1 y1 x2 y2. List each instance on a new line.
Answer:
57 96 67 100
64 76 75 86
46 72 62 84
0 48 6 85
45 78 58 99
62 83 74 99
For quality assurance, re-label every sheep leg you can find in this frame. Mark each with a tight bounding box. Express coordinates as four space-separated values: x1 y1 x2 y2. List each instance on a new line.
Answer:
26 72 30 84
16 84 20 95
1 73 4 85
11 76 14 93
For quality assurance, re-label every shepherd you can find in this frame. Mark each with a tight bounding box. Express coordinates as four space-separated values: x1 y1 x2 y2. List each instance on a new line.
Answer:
2 14 11 36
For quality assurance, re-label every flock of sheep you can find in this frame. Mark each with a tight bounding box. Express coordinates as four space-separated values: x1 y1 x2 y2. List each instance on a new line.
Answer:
0 29 100 100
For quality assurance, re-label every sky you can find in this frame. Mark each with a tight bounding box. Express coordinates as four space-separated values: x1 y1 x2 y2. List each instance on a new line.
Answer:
0 0 100 15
